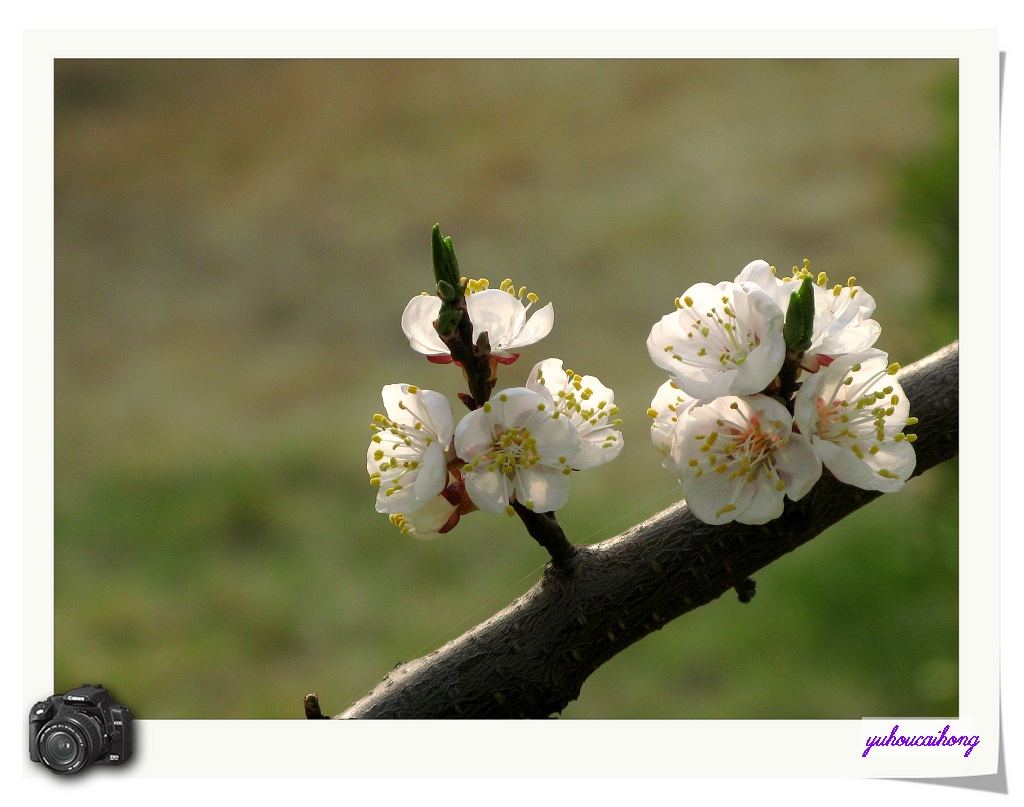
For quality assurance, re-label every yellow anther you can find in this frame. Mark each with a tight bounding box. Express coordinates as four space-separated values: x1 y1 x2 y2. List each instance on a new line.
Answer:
906 434 918 443
683 295 694 307
406 385 419 394
716 504 737 518
905 417 919 426
887 363 900 375
505 505 515 517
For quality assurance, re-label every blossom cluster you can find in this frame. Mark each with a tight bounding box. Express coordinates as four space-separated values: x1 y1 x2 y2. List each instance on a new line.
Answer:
369 257 623 539
647 259 917 525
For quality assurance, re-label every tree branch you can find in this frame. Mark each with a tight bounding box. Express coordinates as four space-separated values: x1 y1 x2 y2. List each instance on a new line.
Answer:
335 341 958 719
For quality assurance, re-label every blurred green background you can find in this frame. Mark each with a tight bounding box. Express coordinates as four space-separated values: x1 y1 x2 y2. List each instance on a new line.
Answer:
54 59 958 719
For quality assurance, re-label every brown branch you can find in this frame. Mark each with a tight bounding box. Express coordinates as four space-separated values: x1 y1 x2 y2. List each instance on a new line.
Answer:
336 341 959 719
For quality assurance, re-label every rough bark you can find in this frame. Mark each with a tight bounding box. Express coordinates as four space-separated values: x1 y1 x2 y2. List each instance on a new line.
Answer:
337 341 958 719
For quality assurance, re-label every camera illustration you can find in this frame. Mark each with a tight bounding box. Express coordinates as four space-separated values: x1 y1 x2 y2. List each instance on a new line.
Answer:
29 684 132 775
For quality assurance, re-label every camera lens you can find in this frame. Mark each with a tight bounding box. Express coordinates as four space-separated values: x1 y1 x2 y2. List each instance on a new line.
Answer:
44 730 79 764
36 713 104 774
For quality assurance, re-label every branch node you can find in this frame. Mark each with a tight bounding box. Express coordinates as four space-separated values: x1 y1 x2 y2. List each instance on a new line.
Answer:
304 693 330 719
735 577 757 604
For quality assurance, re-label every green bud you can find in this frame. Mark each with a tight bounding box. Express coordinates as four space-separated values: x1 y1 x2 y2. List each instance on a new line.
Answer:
436 279 457 302
435 308 463 337
443 235 459 277
784 276 815 354
431 224 461 291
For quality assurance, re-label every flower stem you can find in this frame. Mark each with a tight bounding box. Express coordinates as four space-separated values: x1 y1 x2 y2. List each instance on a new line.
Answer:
511 502 577 568
777 348 803 413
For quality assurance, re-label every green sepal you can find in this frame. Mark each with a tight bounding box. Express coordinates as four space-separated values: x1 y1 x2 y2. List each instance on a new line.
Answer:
435 307 463 337
783 276 815 354
436 279 457 302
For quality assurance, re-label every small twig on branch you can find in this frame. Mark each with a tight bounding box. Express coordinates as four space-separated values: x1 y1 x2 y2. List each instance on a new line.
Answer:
334 341 958 719
511 501 577 569
303 693 330 719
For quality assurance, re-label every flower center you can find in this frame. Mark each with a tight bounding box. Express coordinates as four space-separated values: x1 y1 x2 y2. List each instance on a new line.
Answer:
692 408 787 485
815 362 905 456
488 426 539 475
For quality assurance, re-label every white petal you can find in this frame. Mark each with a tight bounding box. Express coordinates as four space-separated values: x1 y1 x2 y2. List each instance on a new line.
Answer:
465 289 523 350
529 409 582 462
417 388 456 444
730 334 786 395
734 259 791 312
572 427 624 470
682 463 756 525
374 477 419 514
490 387 548 430
816 437 915 493
510 302 554 349
513 465 572 512
525 358 565 402
454 408 495 461
413 441 448 502
773 432 822 501
734 478 786 525
400 495 459 539
400 295 447 355
464 466 513 513
649 380 695 456
813 438 882 490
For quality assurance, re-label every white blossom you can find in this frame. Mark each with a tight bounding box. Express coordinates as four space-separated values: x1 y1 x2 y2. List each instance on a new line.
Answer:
672 394 821 525
367 384 455 514
454 387 581 514
401 278 554 363
646 280 786 399
736 259 880 371
794 349 917 492
525 358 623 470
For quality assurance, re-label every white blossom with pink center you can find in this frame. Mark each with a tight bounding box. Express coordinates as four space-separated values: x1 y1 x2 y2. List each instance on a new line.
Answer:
672 394 821 525
794 349 917 492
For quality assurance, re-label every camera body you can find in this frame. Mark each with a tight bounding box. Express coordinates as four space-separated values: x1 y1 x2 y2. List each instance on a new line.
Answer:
29 684 132 774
